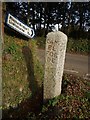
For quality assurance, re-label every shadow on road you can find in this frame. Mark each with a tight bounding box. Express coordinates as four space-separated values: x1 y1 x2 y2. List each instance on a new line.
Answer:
2 46 43 119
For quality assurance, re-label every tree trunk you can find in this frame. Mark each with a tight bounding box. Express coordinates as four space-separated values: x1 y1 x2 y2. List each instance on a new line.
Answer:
39 4 42 30
32 3 35 32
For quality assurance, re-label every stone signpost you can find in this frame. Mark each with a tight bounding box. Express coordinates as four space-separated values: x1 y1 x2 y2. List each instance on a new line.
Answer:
44 31 67 101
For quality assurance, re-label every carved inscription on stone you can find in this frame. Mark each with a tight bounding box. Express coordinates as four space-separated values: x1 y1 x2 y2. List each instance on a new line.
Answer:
44 31 67 100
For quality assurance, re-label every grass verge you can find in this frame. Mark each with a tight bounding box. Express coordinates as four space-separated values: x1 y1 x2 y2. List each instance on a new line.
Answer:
2 33 90 119
36 36 89 55
2 34 44 110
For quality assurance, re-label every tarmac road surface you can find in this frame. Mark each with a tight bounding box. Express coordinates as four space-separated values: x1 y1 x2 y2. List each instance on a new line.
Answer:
36 49 89 79
64 53 89 79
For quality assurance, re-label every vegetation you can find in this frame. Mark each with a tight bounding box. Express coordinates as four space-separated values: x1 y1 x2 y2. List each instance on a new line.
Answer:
67 38 89 54
2 33 43 112
2 2 90 119
2 33 90 119
36 36 89 55
4 2 90 38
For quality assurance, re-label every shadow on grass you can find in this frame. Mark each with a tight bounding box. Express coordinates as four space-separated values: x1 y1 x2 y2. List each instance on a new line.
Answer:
2 46 43 119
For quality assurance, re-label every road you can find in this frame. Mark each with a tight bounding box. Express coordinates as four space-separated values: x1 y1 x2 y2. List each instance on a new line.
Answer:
64 53 89 78
36 49 89 79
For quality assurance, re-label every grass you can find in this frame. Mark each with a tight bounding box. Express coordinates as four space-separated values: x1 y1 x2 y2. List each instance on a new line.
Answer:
36 37 46 49
67 38 89 54
36 36 89 55
2 33 90 119
2 33 44 110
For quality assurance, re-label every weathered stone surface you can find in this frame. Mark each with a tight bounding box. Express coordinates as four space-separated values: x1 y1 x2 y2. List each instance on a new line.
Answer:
44 31 67 100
